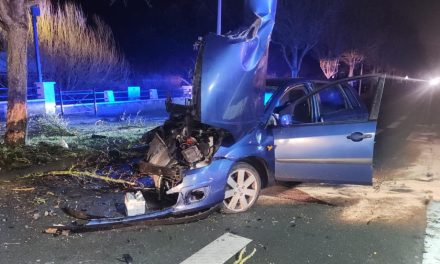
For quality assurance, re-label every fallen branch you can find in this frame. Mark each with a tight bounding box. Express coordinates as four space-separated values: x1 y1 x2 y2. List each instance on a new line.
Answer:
23 168 137 186
234 248 257 264
12 187 35 192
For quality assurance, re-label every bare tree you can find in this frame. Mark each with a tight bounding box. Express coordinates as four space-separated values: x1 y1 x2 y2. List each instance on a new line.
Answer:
0 0 35 146
273 0 339 77
341 50 364 77
338 0 384 77
319 59 339 79
314 12 344 79
35 0 129 91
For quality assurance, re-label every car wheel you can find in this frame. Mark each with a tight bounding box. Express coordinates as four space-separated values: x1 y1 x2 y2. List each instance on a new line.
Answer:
222 162 261 214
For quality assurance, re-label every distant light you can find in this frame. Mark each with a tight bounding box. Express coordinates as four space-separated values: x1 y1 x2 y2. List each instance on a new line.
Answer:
429 77 440 86
404 76 409 80
264 92 273 105
104 90 115 103
128 86 140 100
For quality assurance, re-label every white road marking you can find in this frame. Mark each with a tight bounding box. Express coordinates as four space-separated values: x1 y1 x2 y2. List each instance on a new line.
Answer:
387 121 401 129
423 201 440 264
180 233 252 264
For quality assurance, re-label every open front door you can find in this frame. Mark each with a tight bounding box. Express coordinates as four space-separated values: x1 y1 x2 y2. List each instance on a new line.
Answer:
273 75 385 185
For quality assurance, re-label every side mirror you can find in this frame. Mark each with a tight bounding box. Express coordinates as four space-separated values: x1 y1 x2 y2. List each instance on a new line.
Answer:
280 114 293 126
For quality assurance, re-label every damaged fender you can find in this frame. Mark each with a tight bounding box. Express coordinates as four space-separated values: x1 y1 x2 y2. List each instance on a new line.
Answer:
167 158 236 213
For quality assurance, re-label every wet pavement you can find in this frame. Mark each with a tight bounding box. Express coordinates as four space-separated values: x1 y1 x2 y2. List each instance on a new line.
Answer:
0 79 439 263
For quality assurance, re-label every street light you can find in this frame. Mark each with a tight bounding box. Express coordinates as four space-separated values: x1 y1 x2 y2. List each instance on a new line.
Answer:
217 0 222 35
428 77 440 86
31 5 43 83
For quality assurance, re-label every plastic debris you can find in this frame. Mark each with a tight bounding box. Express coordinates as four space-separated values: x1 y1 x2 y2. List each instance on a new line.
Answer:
124 191 146 216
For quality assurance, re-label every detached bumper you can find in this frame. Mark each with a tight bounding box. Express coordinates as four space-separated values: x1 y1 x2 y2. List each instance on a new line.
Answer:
48 159 234 232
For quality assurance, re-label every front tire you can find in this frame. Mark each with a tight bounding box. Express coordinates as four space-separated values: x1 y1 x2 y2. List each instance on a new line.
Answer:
222 162 261 213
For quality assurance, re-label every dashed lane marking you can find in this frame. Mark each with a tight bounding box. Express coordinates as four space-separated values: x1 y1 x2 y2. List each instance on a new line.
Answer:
423 201 440 264
180 233 252 264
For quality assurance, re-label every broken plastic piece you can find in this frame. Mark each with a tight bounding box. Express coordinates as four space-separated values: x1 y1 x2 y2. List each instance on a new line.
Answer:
125 191 146 216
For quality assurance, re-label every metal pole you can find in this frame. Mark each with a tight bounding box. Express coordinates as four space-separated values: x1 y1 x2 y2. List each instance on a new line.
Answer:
93 88 97 116
31 5 43 83
358 63 364 95
217 0 222 35
59 86 64 116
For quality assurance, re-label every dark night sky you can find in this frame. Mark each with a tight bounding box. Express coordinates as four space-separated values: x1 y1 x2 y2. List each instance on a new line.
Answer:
76 0 245 76
73 0 440 78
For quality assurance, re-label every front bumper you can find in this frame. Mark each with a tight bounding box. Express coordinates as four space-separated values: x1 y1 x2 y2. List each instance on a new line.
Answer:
50 159 235 232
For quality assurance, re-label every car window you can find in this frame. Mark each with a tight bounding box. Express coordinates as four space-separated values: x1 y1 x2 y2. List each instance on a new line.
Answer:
342 84 361 109
272 85 312 124
292 98 312 123
317 86 348 115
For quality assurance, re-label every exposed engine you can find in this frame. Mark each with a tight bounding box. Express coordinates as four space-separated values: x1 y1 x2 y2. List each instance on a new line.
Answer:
137 100 230 194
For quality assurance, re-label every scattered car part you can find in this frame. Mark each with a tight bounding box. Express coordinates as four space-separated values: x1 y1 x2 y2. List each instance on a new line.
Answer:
46 205 219 233
124 191 146 216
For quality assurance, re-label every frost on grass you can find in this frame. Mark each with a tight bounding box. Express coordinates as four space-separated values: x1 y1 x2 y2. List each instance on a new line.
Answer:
28 114 76 137
0 115 164 172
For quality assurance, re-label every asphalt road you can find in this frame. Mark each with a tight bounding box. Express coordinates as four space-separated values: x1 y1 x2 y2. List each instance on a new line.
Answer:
0 203 426 264
1 79 438 264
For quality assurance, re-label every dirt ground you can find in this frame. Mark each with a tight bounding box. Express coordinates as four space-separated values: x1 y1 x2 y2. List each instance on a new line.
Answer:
260 130 440 225
0 114 437 263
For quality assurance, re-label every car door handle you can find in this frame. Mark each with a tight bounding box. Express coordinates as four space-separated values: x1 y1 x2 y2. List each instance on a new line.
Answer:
347 132 373 142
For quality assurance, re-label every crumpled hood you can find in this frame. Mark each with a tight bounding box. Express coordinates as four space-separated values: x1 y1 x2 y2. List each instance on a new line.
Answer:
195 0 277 140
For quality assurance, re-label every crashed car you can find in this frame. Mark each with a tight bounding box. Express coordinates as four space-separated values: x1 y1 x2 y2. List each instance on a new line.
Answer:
59 0 385 230
135 0 385 215
137 74 384 215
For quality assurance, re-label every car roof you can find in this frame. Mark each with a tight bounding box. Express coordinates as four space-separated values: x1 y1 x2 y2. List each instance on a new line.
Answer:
266 78 329 88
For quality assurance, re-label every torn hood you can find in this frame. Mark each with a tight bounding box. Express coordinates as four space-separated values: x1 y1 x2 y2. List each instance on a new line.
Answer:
193 0 277 139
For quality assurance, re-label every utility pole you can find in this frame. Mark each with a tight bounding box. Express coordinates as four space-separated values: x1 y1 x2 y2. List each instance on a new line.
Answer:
217 0 222 35
31 5 43 83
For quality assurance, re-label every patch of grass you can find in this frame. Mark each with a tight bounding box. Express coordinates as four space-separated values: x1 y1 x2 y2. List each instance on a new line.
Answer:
117 111 149 129
0 141 77 171
0 115 162 173
28 114 76 137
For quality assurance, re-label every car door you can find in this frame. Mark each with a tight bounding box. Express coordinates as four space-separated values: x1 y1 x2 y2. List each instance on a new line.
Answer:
272 75 385 185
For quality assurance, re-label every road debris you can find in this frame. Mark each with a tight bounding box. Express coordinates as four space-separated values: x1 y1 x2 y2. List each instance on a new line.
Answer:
46 205 218 233
11 187 35 192
33 198 46 205
125 191 146 216
234 247 257 264
25 168 138 186
117 254 133 264
33 213 40 220
44 210 57 217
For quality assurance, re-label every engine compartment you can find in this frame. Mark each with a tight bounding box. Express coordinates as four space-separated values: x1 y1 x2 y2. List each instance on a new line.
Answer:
137 100 231 195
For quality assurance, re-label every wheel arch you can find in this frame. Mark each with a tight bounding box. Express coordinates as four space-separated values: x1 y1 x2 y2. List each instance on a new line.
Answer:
237 156 270 188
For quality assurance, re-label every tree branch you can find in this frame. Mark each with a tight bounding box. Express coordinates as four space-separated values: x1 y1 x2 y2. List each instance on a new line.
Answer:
272 40 293 69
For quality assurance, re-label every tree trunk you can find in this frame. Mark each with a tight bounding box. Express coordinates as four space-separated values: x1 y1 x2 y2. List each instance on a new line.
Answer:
348 62 355 77
290 46 299 78
291 69 299 78
4 26 29 146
